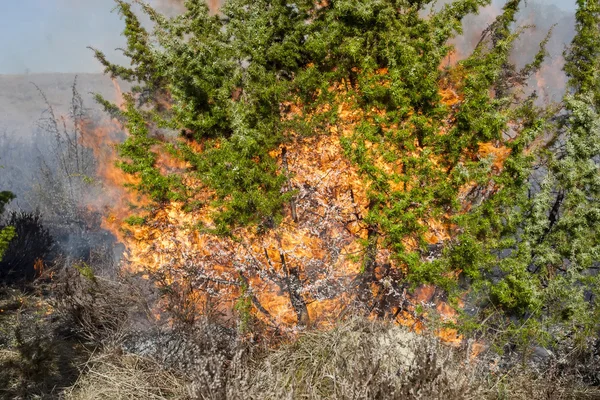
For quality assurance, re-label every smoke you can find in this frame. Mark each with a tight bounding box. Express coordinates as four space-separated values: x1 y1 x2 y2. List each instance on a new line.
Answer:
150 0 223 15
448 0 576 102
0 73 122 196
0 74 129 265
152 0 186 15
516 2 576 101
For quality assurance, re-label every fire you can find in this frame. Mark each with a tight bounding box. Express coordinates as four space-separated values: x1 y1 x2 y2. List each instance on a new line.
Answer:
111 78 124 109
114 128 369 328
78 79 150 243
82 73 374 329
208 0 220 14
34 258 45 277
81 55 514 345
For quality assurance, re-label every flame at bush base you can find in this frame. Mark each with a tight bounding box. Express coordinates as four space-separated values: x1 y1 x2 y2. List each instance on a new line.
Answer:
80 68 518 347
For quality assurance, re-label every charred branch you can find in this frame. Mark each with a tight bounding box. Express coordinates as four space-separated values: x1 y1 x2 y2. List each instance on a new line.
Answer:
357 221 379 306
280 250 309 327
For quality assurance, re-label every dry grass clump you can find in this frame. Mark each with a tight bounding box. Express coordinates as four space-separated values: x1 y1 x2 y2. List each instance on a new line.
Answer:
481 363 600 400
244 318 482 400
62 352 192 400
61 318 600 400
52 262 151 346
63 318 483 400
121 322 243 399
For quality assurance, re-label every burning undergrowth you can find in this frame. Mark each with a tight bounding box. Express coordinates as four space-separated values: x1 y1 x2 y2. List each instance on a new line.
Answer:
39 0 578 346
77 72 492 345
83 82 370 331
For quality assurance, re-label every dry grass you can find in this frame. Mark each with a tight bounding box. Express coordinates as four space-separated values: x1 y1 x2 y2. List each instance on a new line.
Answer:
480 363 600 400
62 352 192 400
62 318 600 400
52 263 152 347
0 286 86 399
63 319 485 400
243 318 482 400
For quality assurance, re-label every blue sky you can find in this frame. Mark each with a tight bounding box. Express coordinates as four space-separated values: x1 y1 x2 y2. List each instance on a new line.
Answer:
0 0 577 75
0 0 128 74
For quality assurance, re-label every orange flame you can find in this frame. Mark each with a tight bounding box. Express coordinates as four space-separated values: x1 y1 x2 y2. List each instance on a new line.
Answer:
85 62 508 346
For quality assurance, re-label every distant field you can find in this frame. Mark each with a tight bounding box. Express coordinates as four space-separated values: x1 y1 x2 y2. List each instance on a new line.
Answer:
0 73 122 203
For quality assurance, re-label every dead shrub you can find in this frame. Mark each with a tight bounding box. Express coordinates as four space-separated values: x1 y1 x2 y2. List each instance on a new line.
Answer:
52 262 149 346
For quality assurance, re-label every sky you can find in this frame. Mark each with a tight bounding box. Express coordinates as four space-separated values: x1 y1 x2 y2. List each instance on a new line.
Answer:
0 0 578 75
0 0 127 74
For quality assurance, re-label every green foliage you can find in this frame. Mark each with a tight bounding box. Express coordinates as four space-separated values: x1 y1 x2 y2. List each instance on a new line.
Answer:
0 169 16 261
564 0 600 104
116 93 187 203
94 0 312 231
95 0 503 236
0 190 14 217
234 280 254 334
0 225 15 262
124 215 147 226
73 262 97 284
453 0 600 349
